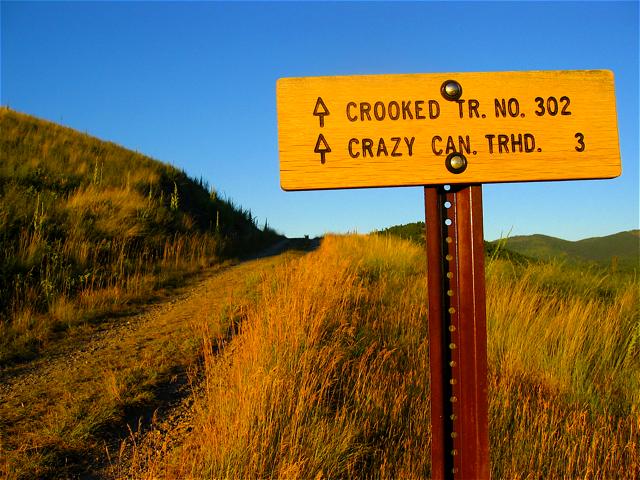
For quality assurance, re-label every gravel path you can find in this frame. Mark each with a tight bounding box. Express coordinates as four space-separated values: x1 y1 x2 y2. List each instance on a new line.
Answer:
0 240 314 479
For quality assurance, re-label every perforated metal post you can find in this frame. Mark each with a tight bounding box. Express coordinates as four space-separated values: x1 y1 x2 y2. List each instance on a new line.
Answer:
425 184 489 480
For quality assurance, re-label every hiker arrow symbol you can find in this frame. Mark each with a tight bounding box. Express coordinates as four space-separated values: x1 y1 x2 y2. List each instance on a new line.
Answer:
313 97 330 127
314 134 331 164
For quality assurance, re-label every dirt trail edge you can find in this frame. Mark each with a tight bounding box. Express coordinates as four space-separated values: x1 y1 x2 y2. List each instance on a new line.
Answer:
0 239 317 480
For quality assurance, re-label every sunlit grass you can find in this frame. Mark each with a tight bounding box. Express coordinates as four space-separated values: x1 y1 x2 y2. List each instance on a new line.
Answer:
127 234 638 479
0 107 279 364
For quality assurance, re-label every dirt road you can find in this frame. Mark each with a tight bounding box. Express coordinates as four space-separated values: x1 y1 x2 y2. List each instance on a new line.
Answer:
0 240 314 479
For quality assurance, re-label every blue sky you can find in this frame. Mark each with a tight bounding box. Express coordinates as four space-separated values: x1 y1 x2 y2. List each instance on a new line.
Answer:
2 1 638 240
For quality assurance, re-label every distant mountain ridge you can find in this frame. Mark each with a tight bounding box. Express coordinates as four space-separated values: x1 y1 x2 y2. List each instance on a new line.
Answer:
495 230 639 269
375 222 639 270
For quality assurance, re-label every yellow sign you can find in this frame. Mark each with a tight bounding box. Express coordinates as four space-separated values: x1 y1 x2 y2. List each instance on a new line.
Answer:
276 70 621 191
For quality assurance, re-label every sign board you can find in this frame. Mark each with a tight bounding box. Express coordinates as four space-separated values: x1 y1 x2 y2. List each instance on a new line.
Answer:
277 70 621 191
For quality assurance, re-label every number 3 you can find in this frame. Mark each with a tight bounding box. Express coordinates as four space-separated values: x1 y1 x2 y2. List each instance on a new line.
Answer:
575 132 585 152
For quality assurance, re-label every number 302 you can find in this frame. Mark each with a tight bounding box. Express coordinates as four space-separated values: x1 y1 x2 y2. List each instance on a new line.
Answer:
535 96 571 116
575 132 585 152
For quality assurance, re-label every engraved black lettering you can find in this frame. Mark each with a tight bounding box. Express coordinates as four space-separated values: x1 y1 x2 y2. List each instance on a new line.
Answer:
376 138 388 156
458 135 471 154
404 137 415 156
547 97 558 116
360 103 372 121
446 136 456 154
415 100 426 120
401 101 413 120
469 99 480 118
391 137 402 157
485 134 495 154
560 96 571 115
575 132 585 152
388 101 400 120
346 102 358 122
374 101 386 121
456 100 465 119
511 134 523 152
432 136 443 155
534 97 544 116
524 133 535 152
348 138 360 158
508 98 520 117
495 98 519 117
498 134 509 153
429 100 440 119
362 138 374 157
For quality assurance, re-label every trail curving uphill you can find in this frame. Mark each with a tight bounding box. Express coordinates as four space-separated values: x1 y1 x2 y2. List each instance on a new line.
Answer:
0 239 316 480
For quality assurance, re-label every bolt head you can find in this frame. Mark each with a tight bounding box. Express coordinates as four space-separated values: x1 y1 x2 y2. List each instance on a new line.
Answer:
445 152 468 174
450 155 465 170
441 80 462 100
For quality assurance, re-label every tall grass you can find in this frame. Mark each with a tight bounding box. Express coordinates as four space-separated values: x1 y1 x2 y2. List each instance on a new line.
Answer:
486 259 638 477
129 234 638 479
0 107 279 364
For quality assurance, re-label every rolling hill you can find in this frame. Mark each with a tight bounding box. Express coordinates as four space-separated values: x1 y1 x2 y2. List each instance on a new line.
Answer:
495 230 639 269
376 221 639 270
374 221 532 264
0 107 280 363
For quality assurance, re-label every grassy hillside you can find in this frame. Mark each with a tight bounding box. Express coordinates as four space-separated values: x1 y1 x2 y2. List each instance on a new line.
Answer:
125 234 638 478
377 221 639 270
375 221 532 264
0 107 280 364
497 230 639 270
376 220 426 244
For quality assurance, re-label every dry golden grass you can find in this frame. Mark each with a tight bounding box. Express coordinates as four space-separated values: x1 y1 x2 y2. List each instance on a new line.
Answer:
0 253 294 480
126 234 638 479
0 107 280 364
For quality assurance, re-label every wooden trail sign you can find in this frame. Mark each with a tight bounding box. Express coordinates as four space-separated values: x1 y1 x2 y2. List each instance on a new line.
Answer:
277 70 620 190
276 70 621 480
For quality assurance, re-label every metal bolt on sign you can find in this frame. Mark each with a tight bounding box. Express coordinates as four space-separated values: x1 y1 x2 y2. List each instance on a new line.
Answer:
425 81 489 480
441 79 463 101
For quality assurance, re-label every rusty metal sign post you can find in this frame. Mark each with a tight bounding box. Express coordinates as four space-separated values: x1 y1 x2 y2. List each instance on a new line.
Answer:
425 184 489 479
276 70 621 480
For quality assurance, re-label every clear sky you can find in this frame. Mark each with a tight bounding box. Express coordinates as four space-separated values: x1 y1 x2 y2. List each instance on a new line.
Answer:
2 1 638 241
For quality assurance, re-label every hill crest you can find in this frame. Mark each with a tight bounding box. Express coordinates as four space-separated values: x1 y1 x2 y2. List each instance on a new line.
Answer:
0 107 280 363
375 221 638 269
